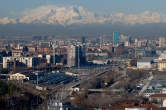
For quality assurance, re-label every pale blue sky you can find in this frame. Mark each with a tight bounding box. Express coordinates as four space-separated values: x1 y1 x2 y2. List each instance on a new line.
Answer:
0 0 166 17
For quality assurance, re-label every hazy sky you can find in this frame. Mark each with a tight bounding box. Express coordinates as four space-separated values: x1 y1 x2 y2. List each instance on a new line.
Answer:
1 0 166 37
1 0 166 17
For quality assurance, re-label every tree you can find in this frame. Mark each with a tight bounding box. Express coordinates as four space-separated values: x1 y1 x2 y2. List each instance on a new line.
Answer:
0 81 8 96
8 83 15 96
71 93 87 107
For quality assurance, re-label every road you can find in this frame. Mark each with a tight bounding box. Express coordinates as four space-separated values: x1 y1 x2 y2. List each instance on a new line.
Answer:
139 73 153 96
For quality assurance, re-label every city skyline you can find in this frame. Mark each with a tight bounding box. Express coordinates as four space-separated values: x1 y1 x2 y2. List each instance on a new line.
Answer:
2 1 166 110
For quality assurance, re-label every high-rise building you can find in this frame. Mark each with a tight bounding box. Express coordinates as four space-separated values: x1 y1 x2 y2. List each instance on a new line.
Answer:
81 36 86 44
99 36 103 48
159 37 165 47
79 44 86 66
113 32 120 45
67 45 86 67
128 37 133 44
67 45 77 67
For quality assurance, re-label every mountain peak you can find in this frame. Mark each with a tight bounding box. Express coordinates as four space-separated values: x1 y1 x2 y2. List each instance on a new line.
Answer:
18 5 99 25
0 5 165 25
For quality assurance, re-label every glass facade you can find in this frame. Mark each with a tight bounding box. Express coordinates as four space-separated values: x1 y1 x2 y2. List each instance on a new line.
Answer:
113 32 120 44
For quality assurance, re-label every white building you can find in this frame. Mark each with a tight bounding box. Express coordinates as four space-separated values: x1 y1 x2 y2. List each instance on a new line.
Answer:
92 60 107 65
38 54 43 58
65 71 79 77
9 73 29 81
159 37 165 47
86 52 108 57
137 57 154 69
3 56 40 68
159 51 166 60
12 49 23 57
47 100 64 110
158 51 166 71
137 62 152 69
46 55 51 64
124 41 129 47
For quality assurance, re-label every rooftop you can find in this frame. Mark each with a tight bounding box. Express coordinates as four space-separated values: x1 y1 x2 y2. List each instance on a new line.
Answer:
150 94 166 98
137 57 156 62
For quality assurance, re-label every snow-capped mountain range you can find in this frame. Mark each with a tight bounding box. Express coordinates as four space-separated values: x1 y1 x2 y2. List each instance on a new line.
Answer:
0 5 165 25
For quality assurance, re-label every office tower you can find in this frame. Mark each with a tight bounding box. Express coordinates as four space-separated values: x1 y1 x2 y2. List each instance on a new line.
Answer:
67 45 77 67
99 36 103 48
67 45 86 67
159 37 165 47
113 32 120 45
79 44 86 66
82 36 86 44
128 37 133 44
